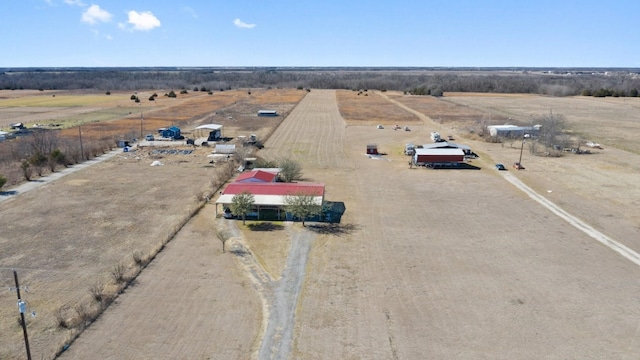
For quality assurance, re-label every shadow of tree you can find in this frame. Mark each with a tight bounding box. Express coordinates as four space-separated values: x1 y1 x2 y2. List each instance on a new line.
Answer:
230 248 249 256
247 222 285 231
307 223 359 237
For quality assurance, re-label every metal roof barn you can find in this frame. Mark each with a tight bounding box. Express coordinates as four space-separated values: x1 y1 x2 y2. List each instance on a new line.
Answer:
413 148 465 165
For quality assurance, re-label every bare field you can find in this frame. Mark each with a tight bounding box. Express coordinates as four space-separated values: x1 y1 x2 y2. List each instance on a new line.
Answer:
3 89 640 359
336 90 421 126
442 92 640 154
0 89 304 360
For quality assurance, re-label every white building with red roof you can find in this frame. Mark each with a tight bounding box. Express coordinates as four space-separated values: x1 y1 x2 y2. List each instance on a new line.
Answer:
215 182 325 220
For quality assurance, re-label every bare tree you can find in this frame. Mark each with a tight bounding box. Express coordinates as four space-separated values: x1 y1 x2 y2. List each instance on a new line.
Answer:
216 229 231 253
535 111 567 152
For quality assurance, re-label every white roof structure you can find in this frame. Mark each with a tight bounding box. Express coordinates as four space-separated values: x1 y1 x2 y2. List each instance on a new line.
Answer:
421 141 471 151
214 144 236 154
414 148 465 156
194 124 223 130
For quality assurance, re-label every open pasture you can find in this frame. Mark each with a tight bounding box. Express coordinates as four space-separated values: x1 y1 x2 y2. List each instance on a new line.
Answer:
3 88 640 359
443 93 640 154
336 90 421 126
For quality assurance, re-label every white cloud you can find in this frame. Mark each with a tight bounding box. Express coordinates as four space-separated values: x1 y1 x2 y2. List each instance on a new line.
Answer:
126 10 161 31
234 18 256 29
64 0 85 6
181 6 198 19
81 5 112 25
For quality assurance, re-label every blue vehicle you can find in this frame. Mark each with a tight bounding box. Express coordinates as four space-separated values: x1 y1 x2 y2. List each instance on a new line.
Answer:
495 163 506 171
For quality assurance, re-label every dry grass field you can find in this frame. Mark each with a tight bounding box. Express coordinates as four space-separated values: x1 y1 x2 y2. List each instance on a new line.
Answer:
2 88 640 359
0 89 303 359
336 90 421 126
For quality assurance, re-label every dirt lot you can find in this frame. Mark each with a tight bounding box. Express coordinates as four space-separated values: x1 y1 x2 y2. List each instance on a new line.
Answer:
2 89 640 359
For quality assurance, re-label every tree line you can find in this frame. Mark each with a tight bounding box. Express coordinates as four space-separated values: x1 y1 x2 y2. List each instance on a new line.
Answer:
2 67 639 97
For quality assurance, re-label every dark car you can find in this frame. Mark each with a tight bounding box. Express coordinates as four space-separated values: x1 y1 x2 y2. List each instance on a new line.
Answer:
223 208 235 219
495 163 506 171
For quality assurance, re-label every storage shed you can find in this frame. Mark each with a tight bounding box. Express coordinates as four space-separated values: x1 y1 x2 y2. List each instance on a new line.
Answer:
258 110 278 117
194 124 223 141
160 126 181 139
235 170 278 183
366 144 378 155
214 144 236 154
487 124 541 138
413 148 465 166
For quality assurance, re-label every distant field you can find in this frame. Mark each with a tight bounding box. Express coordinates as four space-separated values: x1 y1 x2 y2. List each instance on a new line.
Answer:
336 90 421 125
441 93 640 154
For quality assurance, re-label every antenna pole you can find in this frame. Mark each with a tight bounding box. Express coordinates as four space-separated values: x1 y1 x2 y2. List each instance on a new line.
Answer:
13 270 32 360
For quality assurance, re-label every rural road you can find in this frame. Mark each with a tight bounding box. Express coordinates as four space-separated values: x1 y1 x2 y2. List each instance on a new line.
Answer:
502 171 640 266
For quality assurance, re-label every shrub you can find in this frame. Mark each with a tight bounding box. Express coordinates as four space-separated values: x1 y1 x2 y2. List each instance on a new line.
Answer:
89 283 104 303
0 174 6 190
105 91 111 95
130 94 137 100
168 90 177 98
21 160 32 181
55 306 70 329
111 263 127 283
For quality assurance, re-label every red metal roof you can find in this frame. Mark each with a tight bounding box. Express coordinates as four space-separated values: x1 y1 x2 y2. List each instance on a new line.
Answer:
235 170 277 183
223 182 325 196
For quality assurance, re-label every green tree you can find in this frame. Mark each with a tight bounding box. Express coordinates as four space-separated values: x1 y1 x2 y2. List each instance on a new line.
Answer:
279 158 303 183
0 174 6 190
283 192 323 227
231 191 255 225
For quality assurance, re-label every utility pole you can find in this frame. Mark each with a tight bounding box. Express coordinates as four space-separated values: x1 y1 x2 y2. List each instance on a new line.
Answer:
12 269 32 360
78 125 84 161
140 111 144 139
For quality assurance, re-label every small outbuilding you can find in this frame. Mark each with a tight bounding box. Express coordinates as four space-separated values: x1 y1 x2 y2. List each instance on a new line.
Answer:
214 144 236 154
235 169 278 183
258 110 278 117
487 124 541 138
160 126 181 139
194 124 223 141
366 144 378 155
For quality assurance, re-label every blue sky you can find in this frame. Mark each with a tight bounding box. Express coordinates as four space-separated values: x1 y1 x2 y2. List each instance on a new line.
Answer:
1 0 639 67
